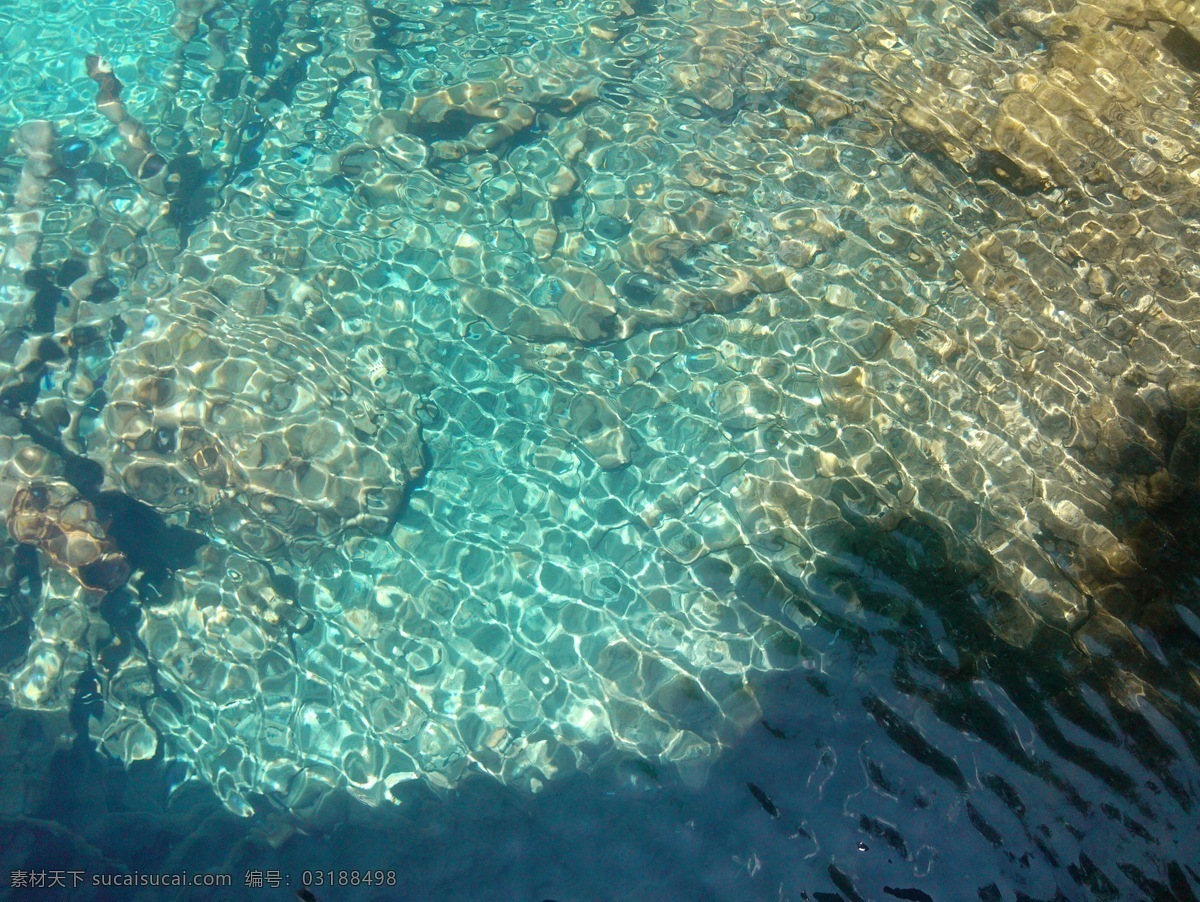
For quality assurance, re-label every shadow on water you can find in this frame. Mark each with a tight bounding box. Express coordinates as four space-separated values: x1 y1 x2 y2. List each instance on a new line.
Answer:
1 340 1197 899
3 492 1198 901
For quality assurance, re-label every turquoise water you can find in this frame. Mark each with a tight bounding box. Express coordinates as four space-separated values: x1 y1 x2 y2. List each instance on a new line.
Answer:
2 0 1200 897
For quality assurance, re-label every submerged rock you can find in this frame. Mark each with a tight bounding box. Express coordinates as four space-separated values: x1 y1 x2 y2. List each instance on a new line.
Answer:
96 297 425 563
6 479 129 593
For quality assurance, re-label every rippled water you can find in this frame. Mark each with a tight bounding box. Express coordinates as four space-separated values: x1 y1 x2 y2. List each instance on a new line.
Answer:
2 0 1200 897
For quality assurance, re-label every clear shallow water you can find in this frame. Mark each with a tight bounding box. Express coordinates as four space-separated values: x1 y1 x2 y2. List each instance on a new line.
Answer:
2 0 1200 898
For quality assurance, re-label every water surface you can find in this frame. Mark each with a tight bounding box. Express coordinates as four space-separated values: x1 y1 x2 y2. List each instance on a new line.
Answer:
2 0 1200 897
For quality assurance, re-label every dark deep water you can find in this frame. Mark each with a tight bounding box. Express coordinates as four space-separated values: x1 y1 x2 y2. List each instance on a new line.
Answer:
3 0 1200 898
4 507 1199 900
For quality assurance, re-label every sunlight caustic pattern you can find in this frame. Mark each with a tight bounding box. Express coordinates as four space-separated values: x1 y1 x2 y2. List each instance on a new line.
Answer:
1 0 1199 823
